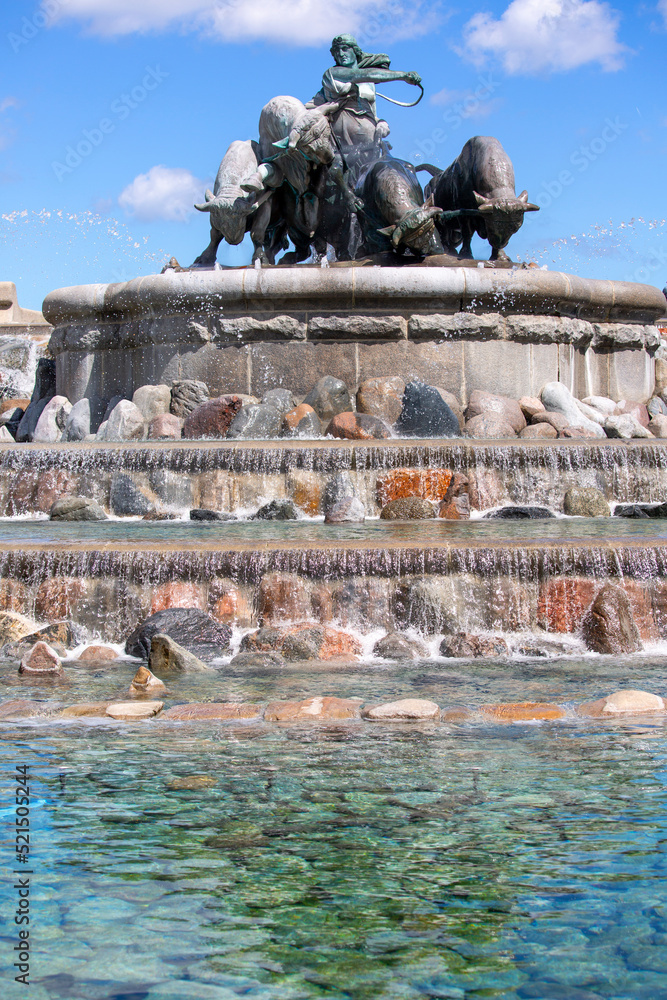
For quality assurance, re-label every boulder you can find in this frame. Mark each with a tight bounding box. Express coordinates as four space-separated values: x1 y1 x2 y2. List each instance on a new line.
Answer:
323 472 355 516
519 423 558 440
63 398 91 441
578 689 665 717
125 608 232 659
604 413 653 439
16 397 50 442
0 397 30 417
61 702 111 718
26 620 82 649
303 376 351 422
183 395 243 439
77 645 119 663
261 388 296 416
531 411 570 432
0 425 15 442
0 611 41 644
241 622 361 661
563 487 610 517
647 396 667 419
465 390 526 433
574 399 607 425
518 396 545 420
464 413 517 439
105 700 163 720
32 357 57 402
326 412 390 440
283 403 318 431
32 395 72 443
148 633 212 673
437 472 470 520
392 578 458 634
649 415 667 438
613 502 667 518
110 473 155 516
482 506 555 519
19 641 63 676
147 413 183 440
252 499 299 521
376 469 453 506
356 376 405 424
617 400 650 428
324 497 365 523
170 379 209 418
373 632 427 660
480 702 566 721
440 633 509 658
264 696 360 722
287 470 322 516
226 402 283 440
229 650 287 668
581 395 618 416
559 425 604 439
50 496 107 521
161 702 263 721
98 400 146 441
362 698 440 721
129 664 167 695
287 409 322 438
380 497 436 520
258 572 311 625
0 698 57 719
102 395 124 422
394 382 459 438
540 383 605 437
132 384 171 423
189 508 235 521
580 584 642 654
435 388 465 430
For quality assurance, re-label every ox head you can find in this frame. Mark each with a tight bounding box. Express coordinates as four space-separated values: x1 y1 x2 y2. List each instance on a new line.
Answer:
195 186 263 246
473 189 539 251
271 102 339 167
378 205 444 254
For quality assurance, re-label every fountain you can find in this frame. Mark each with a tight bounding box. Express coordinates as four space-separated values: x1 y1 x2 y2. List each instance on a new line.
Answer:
2 32 667 1000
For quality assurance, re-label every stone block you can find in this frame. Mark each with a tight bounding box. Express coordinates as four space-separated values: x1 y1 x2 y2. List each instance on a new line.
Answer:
463 340 532 399
250 342 357 397
179 344 249 396
357 340 465 400
408 312 503 340
213 314 306 342
309 314 406 340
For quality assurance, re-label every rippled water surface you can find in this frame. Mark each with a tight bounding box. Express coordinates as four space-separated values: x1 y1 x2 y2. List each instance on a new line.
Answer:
2 657 667 1000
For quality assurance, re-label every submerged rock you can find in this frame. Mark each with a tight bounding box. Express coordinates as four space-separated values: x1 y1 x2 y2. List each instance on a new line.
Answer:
161 702 263 721
264 696 360 722
578 689 665 717
189 508 235 521
229 650 287 669
380 497 436 520
613 502 667 518
61 702 111 718
440 632 509 658
252 499 299 521
125 608 232 659
149 633 212 673
76 645 119 663
129 664 167 696
19 641 63 676
394 382 459 438
363 698 439 721
303 376 351 422
373 632 427 660
480 702 566 721
106 700 163 720
563 487 610 517
580 584 642 654
483 506 555 519
324 496 365 523
326 411 391 440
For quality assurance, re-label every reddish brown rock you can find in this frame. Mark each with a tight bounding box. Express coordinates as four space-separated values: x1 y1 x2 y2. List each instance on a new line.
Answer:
440 633 509 658
6 471 38 515
465 390 526 433
356 376 405 424
464 413 517 439
326 411 391 440
518 396 545 420
532 411 569 431
0 397 29 416
438 472 470 520
622 580 659 642
76 645 119 663
537 578 597 633
559 425 601 439
287 471 322 516
35 470 79 513
617 401 649 428
578 689 665 717
519 423 558 440
161 702 263 720
150 582 205 615
258 572 311 625
209 582 253 627
242 622 361 661
19 641 64 676
480 701 566 721
265 696 360 722
0 579 29 613
283 403 317 431
148 413 183 440
380 497 436 520
129 664 166 697
376 469 453 506
183 395 242 439
35 577 85 622
580 584 642 654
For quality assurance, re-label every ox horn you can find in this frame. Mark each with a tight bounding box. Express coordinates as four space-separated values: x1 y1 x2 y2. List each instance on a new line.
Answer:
518 190 540 212
473 191 494 214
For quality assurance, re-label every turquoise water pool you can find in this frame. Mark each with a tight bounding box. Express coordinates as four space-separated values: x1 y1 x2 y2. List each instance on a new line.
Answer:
2 657 667 999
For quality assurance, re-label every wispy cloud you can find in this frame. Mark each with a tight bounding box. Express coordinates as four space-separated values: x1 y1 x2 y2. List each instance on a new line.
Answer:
118 165 208 222
0 97 20 113
461 0 628 75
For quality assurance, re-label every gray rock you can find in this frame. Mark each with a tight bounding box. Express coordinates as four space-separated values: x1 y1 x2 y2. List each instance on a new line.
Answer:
574 398 607 425
226 403 283 440
604 413 653 439
229 650 286 668
288 411 322 438
170 379 209 418
110 473 155 516
0 425 14 442
125 608 232 659
148 468 193 508
439 632 509 658
581 584 642 654
189 508 235 521
50 496 108 521
303 376 351 422
16 397 49 442
392 579 458 634
282 628 323 661
33 395 72 443
148 633 211 673
132 384 171 422
98 400 146 441
323 471 354 516
649 414 667 438
464 413 517 439
324 497 365 523
613 502 667 518
648 395 667 419
581 394 618 416
63 398 91 441
540 383 605 437
563 487 610 517
261 388 296 416
483 506 555 519
252 499 299 521
102 395 124 422
30 358 56 403
373 632 427 660
394 382 460 438
380 497 436 520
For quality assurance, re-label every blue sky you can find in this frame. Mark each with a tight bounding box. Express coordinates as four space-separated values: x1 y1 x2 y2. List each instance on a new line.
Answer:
1 0 666 309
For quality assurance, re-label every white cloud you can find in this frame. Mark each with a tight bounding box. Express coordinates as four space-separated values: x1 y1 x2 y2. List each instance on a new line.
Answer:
461 0 628 74
49 0 434 45
118 165 207 222
659 0 667 26
0 97 20 113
